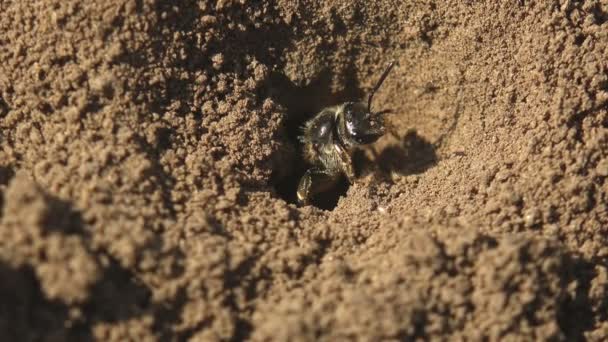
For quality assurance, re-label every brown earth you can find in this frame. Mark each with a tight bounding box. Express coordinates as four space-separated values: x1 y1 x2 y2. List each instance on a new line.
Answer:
1 0 608 340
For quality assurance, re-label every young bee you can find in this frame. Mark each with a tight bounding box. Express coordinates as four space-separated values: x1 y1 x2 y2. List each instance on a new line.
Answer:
297 61 396 205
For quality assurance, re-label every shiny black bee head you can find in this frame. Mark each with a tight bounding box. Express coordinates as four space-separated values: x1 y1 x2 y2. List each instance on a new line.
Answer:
340 102 385 145
339 61 395 146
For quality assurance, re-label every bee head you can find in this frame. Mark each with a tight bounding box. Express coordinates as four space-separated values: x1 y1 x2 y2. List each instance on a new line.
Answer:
339 60 395 146
340 102 385 145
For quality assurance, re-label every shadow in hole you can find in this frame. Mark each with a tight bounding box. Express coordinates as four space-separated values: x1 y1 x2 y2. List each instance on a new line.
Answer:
0 166 14 187
0 188 154 340
356 129 437 179
0 257 153 341
0 166 15 219
81 257 152 327
268 63 364 210
43 193 87 236
0 261 85 341
0 96 8 117
557 256 600 341
46 193 154 335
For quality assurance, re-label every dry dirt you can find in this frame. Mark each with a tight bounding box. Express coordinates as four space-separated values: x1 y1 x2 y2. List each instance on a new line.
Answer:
1 0 608 341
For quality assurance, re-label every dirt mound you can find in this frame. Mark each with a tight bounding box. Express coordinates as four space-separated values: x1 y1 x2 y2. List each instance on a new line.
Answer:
1 0 607 340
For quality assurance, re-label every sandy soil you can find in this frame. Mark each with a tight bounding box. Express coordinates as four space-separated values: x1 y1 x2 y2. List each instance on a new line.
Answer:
1 0 607 340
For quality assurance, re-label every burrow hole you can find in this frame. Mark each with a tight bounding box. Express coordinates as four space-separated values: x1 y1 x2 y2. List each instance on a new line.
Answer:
268 69 441 211
270 71 365 211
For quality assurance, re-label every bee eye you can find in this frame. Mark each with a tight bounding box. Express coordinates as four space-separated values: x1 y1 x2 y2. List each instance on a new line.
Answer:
339 102 384 145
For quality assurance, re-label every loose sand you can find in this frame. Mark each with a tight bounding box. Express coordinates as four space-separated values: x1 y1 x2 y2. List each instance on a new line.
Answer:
1 0 607 340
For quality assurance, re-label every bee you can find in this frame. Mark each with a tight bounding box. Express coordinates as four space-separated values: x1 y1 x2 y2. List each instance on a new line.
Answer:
297 61 396 205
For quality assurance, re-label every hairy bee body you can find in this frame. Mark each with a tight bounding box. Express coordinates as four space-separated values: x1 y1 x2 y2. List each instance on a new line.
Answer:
296 61 395 206
300 106 355 179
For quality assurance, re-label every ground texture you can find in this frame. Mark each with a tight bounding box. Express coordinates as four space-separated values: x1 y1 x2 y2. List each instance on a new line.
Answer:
1 0 608 340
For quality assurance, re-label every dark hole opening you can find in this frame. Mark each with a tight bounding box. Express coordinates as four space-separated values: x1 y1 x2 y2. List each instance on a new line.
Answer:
0 166 15 219
269 69 363 210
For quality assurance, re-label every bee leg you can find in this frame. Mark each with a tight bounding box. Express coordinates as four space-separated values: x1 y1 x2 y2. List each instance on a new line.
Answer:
342 160 356 183
297 168 339 205
331 142 355 183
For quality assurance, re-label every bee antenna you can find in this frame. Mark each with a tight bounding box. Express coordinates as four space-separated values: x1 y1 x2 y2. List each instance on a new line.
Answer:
367 60 396 113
